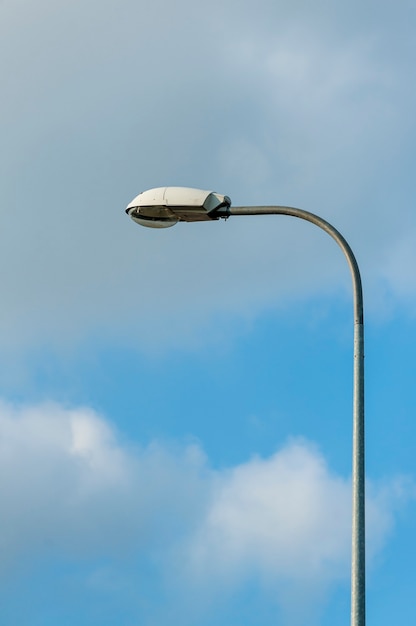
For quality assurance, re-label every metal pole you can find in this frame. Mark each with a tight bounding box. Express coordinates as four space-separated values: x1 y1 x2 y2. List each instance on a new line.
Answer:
216 204 365 626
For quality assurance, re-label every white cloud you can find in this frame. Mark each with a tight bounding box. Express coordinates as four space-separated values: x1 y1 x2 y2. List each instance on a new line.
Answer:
0 401 208 570
180 441 414 612
184 442 351 585
0 400 412 622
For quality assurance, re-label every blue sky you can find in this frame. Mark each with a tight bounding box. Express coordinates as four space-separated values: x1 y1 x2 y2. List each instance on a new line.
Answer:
1 0 416 624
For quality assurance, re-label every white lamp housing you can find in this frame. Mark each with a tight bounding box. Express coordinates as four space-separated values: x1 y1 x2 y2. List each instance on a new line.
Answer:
125 187 231 228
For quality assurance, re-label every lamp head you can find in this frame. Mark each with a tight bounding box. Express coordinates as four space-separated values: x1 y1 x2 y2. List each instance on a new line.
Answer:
125 187 231 228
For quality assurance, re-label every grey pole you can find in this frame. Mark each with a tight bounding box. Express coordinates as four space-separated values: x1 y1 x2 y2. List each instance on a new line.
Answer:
216 204 365 626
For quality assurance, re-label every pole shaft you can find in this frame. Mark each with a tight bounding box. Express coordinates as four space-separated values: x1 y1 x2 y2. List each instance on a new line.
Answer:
226 205 365 626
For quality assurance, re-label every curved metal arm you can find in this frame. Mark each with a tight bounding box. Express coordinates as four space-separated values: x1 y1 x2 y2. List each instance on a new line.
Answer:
218 204 365 626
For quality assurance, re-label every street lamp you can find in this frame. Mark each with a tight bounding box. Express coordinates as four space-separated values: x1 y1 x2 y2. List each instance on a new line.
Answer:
125 187 365 626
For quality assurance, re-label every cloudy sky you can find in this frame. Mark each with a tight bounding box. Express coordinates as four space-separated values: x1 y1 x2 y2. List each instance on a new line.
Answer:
1 0 416 624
